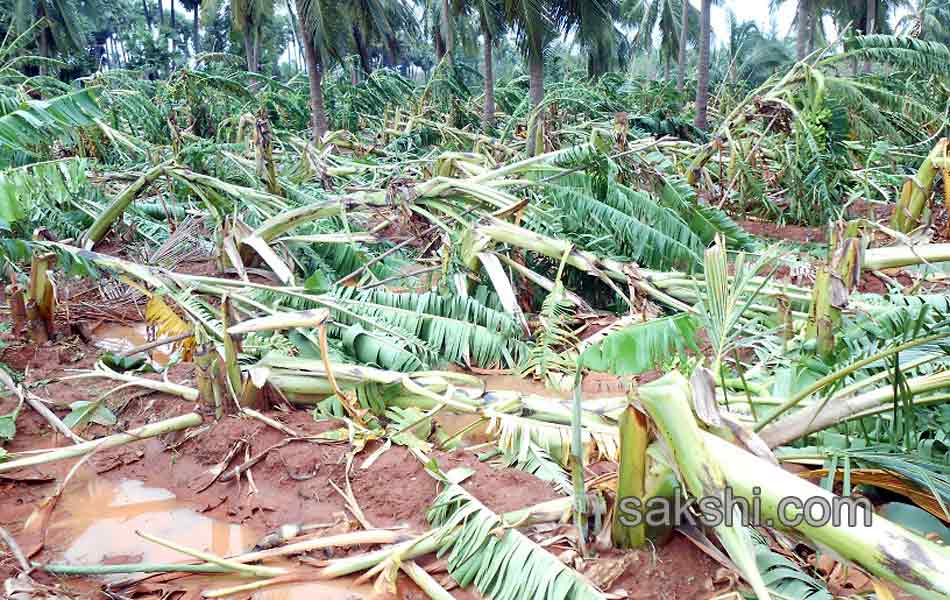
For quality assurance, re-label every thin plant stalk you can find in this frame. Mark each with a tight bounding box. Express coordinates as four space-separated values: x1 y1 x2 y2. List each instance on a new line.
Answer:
0 413 202 473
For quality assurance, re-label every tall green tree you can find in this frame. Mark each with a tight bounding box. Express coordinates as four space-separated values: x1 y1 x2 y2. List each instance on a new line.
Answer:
898 0 950 42
624 0 696 80
458 0 505 128
180 0 200 53
675 0 698 91
782 0 833 59
295 0 412 140
574 0 624 78
504 0 614 154
202 0 272 72
717 12 790 86
13 0 87 71
796 0 812 58
296 0 343 140
694 0 710 129
833 0 907 71
503 0 552 154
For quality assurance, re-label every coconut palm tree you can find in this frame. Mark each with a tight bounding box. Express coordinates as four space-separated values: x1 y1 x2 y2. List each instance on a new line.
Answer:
694 0 710 129
13 0 87 72
180 0 200 53
201 0 271 72
623 0 696 81
675 0 698 91
295 0 413 140
721 12 760 84
504 0 615 154
898 0 950 42
502 0 554 154
378 0 417 68
832 0 907 71
717 12 791 87
294 0 345 140
775 0 836 60
457 0 505 128
574 0 624 78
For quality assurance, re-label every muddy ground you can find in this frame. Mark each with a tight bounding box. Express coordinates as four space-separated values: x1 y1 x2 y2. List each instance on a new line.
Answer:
0 328 726 600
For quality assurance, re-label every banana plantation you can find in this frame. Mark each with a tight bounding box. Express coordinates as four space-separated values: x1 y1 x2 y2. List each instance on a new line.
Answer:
0 0 949 599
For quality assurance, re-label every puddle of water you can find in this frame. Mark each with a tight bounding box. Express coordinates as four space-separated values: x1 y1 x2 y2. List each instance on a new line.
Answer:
90 322 173 367
44 478 373 598
49 478 254 567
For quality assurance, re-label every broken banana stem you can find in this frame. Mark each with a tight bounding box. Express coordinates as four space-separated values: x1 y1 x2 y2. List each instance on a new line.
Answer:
0 413 202 473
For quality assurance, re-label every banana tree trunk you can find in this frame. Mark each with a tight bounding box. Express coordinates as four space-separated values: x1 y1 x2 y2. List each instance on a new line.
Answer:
705 434 950 599
760 370 950 447
891 138 948 233
864 242 950 270
611 402 648 548
84 163 167 246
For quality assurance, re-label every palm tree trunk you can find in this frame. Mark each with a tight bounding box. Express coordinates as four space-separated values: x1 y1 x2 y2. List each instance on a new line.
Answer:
255 26 262 72
796 0 809 59
143 0 152 27
676 0 688 92
435 31 445 60
157 0 164 26
526 48 544 155
192 4 200 54
245 34 256 72
694 0 711 130
284 0 299 63
664 53 671 80
353 26 372 74
808 0 818 54
170 0 176 50
441 0 454 61
481 15 495 130
38 28 49 76
863 0 875 72
297 5 327 141
383 38 396 67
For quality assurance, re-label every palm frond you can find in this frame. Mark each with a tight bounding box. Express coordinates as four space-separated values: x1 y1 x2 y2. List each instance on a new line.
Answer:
840 35 950 76
427 483 604 600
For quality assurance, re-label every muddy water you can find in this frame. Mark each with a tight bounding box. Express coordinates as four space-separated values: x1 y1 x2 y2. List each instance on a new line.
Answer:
90 322 174 366
43 477 372 598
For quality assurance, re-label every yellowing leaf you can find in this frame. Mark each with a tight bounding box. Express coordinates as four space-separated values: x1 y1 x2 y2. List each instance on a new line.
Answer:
145 295 195 360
